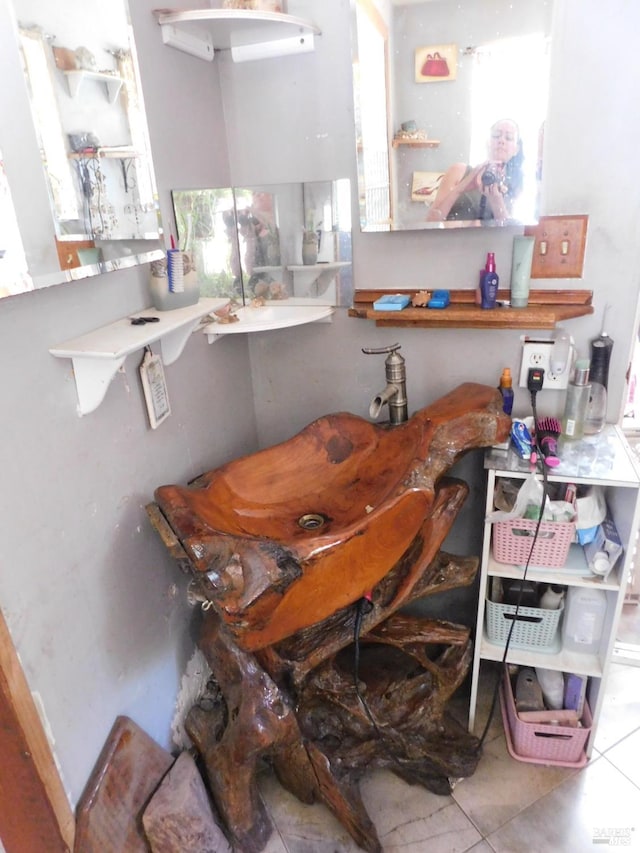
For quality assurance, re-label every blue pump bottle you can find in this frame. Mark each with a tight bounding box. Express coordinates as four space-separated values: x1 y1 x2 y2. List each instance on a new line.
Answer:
498 368 514 415
480 252 499 309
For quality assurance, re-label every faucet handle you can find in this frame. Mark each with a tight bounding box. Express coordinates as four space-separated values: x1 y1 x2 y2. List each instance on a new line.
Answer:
361 343 401 355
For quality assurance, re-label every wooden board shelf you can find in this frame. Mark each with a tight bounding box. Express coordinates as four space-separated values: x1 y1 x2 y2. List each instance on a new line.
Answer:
348 289 593 330
392 138 440 149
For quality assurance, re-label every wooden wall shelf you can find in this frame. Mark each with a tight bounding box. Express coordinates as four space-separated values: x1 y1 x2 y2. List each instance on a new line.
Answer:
392 139 440 149
348 289 593 330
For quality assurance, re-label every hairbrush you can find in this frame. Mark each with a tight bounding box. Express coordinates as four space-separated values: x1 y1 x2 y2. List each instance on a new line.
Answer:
536 417 562 467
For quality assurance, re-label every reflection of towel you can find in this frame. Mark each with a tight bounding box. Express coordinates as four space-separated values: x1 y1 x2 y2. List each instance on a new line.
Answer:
411 171 444 203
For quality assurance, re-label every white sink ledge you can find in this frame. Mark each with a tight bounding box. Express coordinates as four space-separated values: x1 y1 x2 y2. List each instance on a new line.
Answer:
203 301 334 342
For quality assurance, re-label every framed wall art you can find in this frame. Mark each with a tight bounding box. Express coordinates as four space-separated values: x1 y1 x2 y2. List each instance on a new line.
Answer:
415 44 457 82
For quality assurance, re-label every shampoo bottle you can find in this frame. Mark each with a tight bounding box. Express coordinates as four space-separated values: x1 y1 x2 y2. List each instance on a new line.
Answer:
498 368 514 415
479 252 499 309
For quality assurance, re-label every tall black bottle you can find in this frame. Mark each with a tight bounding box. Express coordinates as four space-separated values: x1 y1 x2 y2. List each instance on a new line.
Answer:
589 329 613 389
585 314 614 434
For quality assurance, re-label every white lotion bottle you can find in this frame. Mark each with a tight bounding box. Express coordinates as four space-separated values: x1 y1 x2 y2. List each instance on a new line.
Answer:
539 584 565 609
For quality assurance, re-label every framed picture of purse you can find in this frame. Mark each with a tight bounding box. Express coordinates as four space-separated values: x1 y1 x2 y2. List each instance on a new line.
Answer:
415 44 457 82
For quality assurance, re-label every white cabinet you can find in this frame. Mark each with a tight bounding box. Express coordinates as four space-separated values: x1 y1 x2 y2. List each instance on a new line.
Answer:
468 425 640 757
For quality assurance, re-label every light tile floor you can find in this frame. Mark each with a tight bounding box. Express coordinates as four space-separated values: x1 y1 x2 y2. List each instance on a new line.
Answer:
256 662 640 852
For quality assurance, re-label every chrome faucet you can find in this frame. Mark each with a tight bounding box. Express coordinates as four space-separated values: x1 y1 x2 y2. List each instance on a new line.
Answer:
362 343 408 425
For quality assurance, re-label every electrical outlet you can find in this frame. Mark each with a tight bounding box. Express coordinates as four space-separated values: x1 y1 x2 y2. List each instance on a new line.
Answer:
519 337 572 390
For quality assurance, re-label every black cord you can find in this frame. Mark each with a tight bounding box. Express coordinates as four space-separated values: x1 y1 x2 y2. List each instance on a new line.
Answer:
353 598 387 738
478 390 549 747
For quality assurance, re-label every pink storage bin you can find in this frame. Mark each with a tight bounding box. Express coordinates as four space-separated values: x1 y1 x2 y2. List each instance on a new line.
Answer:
500 666 591 767
493 518 575 568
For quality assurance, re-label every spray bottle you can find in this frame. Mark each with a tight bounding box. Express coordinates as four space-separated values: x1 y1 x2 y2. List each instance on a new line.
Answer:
479 252 499 309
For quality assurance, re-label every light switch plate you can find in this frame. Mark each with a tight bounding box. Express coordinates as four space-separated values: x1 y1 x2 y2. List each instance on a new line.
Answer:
524 214 588 278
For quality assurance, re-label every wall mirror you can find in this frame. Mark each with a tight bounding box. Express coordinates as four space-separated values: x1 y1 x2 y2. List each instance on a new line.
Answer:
172 179 352 308
0 0 163 300
353 0 553 232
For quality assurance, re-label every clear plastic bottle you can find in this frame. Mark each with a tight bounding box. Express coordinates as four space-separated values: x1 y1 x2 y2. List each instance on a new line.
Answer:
562 587 607 653
584 381 607 434
562 360 590 440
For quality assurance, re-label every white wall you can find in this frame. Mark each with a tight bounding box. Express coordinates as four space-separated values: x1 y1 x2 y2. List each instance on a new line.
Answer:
0 0 257 807
241 0 640 441
1 0 640 815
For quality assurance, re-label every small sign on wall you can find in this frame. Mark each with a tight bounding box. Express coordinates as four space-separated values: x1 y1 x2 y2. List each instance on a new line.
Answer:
415 44 457 82
139 347 171 429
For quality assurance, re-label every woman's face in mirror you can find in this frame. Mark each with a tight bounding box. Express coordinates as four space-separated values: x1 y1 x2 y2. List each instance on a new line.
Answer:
488 120 519 163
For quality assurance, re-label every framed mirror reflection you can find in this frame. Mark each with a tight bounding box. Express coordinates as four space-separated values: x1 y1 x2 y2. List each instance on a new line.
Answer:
0 0 163 299
353 0 553 232
171 180 352 308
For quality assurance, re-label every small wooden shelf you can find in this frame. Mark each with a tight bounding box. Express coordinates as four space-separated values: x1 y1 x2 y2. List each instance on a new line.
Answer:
392 138 440 149
349 289 593 330
63 70 123 104
50 298 228 415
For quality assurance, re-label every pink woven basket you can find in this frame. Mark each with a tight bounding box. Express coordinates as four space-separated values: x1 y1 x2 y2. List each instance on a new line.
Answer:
493 518 575 568
501 667 591 766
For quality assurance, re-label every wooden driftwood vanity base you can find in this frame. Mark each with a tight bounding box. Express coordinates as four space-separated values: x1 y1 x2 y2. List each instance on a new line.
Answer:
148 384 511 852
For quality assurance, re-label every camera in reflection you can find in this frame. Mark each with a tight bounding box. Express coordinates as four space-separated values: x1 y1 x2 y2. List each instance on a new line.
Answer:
481 164 500 187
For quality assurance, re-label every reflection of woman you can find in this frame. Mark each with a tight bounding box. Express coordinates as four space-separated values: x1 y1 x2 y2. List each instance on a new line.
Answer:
426 120 523 223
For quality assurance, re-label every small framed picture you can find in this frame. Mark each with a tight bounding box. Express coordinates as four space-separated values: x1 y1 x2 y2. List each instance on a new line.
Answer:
415 44 457 83
411 171 445 203
139 348 171 429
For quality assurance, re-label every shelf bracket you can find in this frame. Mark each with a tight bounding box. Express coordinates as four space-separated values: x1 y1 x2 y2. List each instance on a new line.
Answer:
69 356 127 417
64 71 124 104
160 319 205 364
50 298 228 415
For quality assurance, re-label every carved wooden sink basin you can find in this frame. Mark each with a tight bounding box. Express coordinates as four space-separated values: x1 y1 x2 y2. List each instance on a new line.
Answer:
153 383 510 651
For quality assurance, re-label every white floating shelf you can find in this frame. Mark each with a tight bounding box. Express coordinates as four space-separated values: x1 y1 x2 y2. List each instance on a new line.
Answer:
287 261 350 292
50 298 228 416
203 300 333 342
154 8 320 60
63 70 124 104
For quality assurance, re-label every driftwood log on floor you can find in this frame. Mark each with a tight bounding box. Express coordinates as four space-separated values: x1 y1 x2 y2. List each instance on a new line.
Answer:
148 384 511 853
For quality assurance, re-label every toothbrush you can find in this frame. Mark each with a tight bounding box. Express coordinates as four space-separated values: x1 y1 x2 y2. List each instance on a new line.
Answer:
536 417 562 467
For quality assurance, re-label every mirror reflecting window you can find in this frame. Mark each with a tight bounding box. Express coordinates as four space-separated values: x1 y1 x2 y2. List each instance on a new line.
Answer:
0 0 163 298
0 151 31 297
353 0 553 232
172 180 352 307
